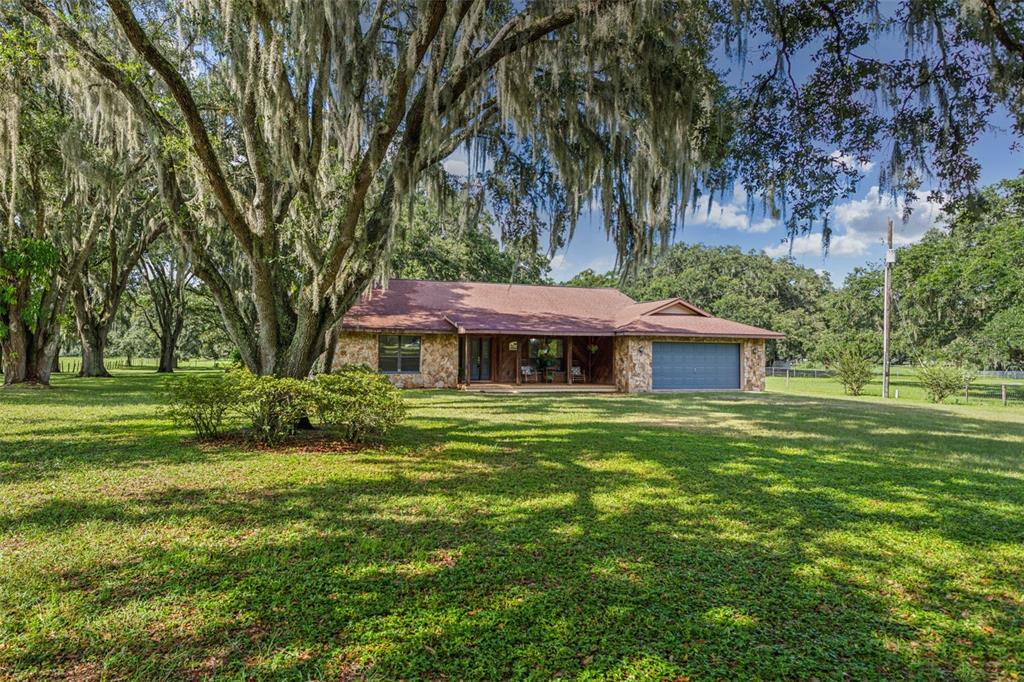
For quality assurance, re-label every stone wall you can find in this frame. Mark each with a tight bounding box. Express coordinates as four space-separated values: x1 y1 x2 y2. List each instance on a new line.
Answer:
613 336 767 393
333 332 378 368
332 332 459 389
613 336 648 393
742 339 766 391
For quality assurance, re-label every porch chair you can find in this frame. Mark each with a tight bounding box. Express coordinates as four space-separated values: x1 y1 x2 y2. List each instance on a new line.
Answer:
521 365 539 383
571 366 585 383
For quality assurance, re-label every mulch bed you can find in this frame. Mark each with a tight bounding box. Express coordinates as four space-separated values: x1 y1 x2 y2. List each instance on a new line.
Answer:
194 429 374 454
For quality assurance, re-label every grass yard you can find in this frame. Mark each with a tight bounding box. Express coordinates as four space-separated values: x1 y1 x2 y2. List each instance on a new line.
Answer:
2 371 1023 680
767 371 1024 408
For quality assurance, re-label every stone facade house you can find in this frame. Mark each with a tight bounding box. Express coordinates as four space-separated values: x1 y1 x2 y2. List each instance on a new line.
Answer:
333 279 782 393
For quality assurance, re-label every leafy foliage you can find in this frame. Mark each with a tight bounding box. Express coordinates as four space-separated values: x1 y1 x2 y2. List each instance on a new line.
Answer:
916 363 976 403
162 373 239 439
233 373 318 447
389 199 549 284
828 344 873 396
163 367 405 446
313 365 406 443
726 0 1019 238
563 269 618 289
23 0 737 377
819 178 1024 368
0 238 57 337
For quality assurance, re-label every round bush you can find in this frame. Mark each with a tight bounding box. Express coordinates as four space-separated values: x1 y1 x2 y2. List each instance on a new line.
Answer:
232 371 318 446
163 373 240 439
314 364 406 442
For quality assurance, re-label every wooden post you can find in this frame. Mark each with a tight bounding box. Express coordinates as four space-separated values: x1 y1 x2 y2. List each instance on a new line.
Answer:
1002 384 1008 406
515 340 521 385
882 218 894 399
567 337 573 384
610 336 616 389
462 335 470 386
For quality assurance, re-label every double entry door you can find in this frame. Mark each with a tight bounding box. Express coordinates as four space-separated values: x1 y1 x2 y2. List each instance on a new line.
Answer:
469 336 492 381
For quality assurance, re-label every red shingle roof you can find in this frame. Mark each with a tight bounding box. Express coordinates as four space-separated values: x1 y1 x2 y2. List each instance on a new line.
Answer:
342 279 783 338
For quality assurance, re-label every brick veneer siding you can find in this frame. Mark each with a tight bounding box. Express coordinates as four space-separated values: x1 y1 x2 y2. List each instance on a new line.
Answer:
613 336 766 392
332 332 459 388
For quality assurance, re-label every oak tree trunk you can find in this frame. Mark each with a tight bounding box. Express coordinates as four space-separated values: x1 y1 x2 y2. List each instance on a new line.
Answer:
2 316 59 386
76 320 112 378
322 326 339 374
157 330 179 373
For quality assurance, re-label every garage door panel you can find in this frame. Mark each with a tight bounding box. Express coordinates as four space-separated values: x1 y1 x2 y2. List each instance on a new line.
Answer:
652 342 740 390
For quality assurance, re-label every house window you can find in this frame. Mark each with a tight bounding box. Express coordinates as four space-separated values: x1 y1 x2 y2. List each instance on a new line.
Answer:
379 335 421 373
527 337 564 371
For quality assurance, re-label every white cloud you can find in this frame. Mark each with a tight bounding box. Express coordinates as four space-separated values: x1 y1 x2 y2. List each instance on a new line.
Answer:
442 157 468 177
686 190 778 234
764 186 944 258
765 233 823 258
548 253 614 281
829 150 875 173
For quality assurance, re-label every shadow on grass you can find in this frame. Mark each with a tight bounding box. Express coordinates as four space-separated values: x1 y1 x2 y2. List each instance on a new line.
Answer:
4 388 1024 678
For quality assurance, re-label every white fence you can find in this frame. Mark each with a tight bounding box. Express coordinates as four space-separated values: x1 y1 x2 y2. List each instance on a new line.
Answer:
979 370 1024 380
765 367 832 378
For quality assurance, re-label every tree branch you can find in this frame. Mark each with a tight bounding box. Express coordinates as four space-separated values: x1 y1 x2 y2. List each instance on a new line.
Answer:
105 0 255 255
980 0 1024 61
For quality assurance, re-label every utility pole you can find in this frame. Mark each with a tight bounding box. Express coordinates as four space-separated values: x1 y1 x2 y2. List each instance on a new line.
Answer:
882 219 894 399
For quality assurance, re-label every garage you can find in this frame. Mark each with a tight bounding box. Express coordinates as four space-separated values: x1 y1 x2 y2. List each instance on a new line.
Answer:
651 342 741 390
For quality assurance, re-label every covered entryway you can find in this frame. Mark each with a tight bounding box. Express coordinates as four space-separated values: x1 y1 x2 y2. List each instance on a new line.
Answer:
460 334 615 388
652 342 741 390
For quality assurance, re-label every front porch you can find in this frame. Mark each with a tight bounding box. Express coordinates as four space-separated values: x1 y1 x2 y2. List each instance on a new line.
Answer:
458 333 616 388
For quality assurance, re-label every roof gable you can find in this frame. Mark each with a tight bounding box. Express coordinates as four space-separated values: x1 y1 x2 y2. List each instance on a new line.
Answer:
644 298 710 317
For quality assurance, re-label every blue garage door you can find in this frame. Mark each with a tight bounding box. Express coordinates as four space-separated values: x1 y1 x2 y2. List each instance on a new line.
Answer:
652 342 741 390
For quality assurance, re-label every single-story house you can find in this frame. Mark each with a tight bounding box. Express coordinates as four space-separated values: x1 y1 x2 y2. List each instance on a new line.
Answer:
333 279 783 392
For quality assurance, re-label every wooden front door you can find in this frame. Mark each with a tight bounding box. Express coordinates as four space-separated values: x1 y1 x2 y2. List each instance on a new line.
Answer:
469 337 492 381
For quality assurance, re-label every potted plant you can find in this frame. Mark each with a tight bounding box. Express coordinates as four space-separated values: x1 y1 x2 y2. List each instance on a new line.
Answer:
536 345 552 381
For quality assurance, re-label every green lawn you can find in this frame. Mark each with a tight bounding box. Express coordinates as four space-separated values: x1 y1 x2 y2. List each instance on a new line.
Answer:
767 370 1024 408
2 371 1023 680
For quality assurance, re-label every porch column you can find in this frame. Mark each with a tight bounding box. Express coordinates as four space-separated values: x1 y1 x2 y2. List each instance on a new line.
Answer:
515 339 521 385
567 337 573 384
462 334 470 386
610 336 616 389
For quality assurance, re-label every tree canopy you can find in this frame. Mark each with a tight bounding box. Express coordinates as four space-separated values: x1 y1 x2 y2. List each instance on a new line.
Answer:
389 200 550 284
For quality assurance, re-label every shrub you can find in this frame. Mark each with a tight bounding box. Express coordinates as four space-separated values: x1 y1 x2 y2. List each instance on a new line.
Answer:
314 364 406 442
917 362 976 403
830 345 873 396
234 372 317 446
163 374 240 439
